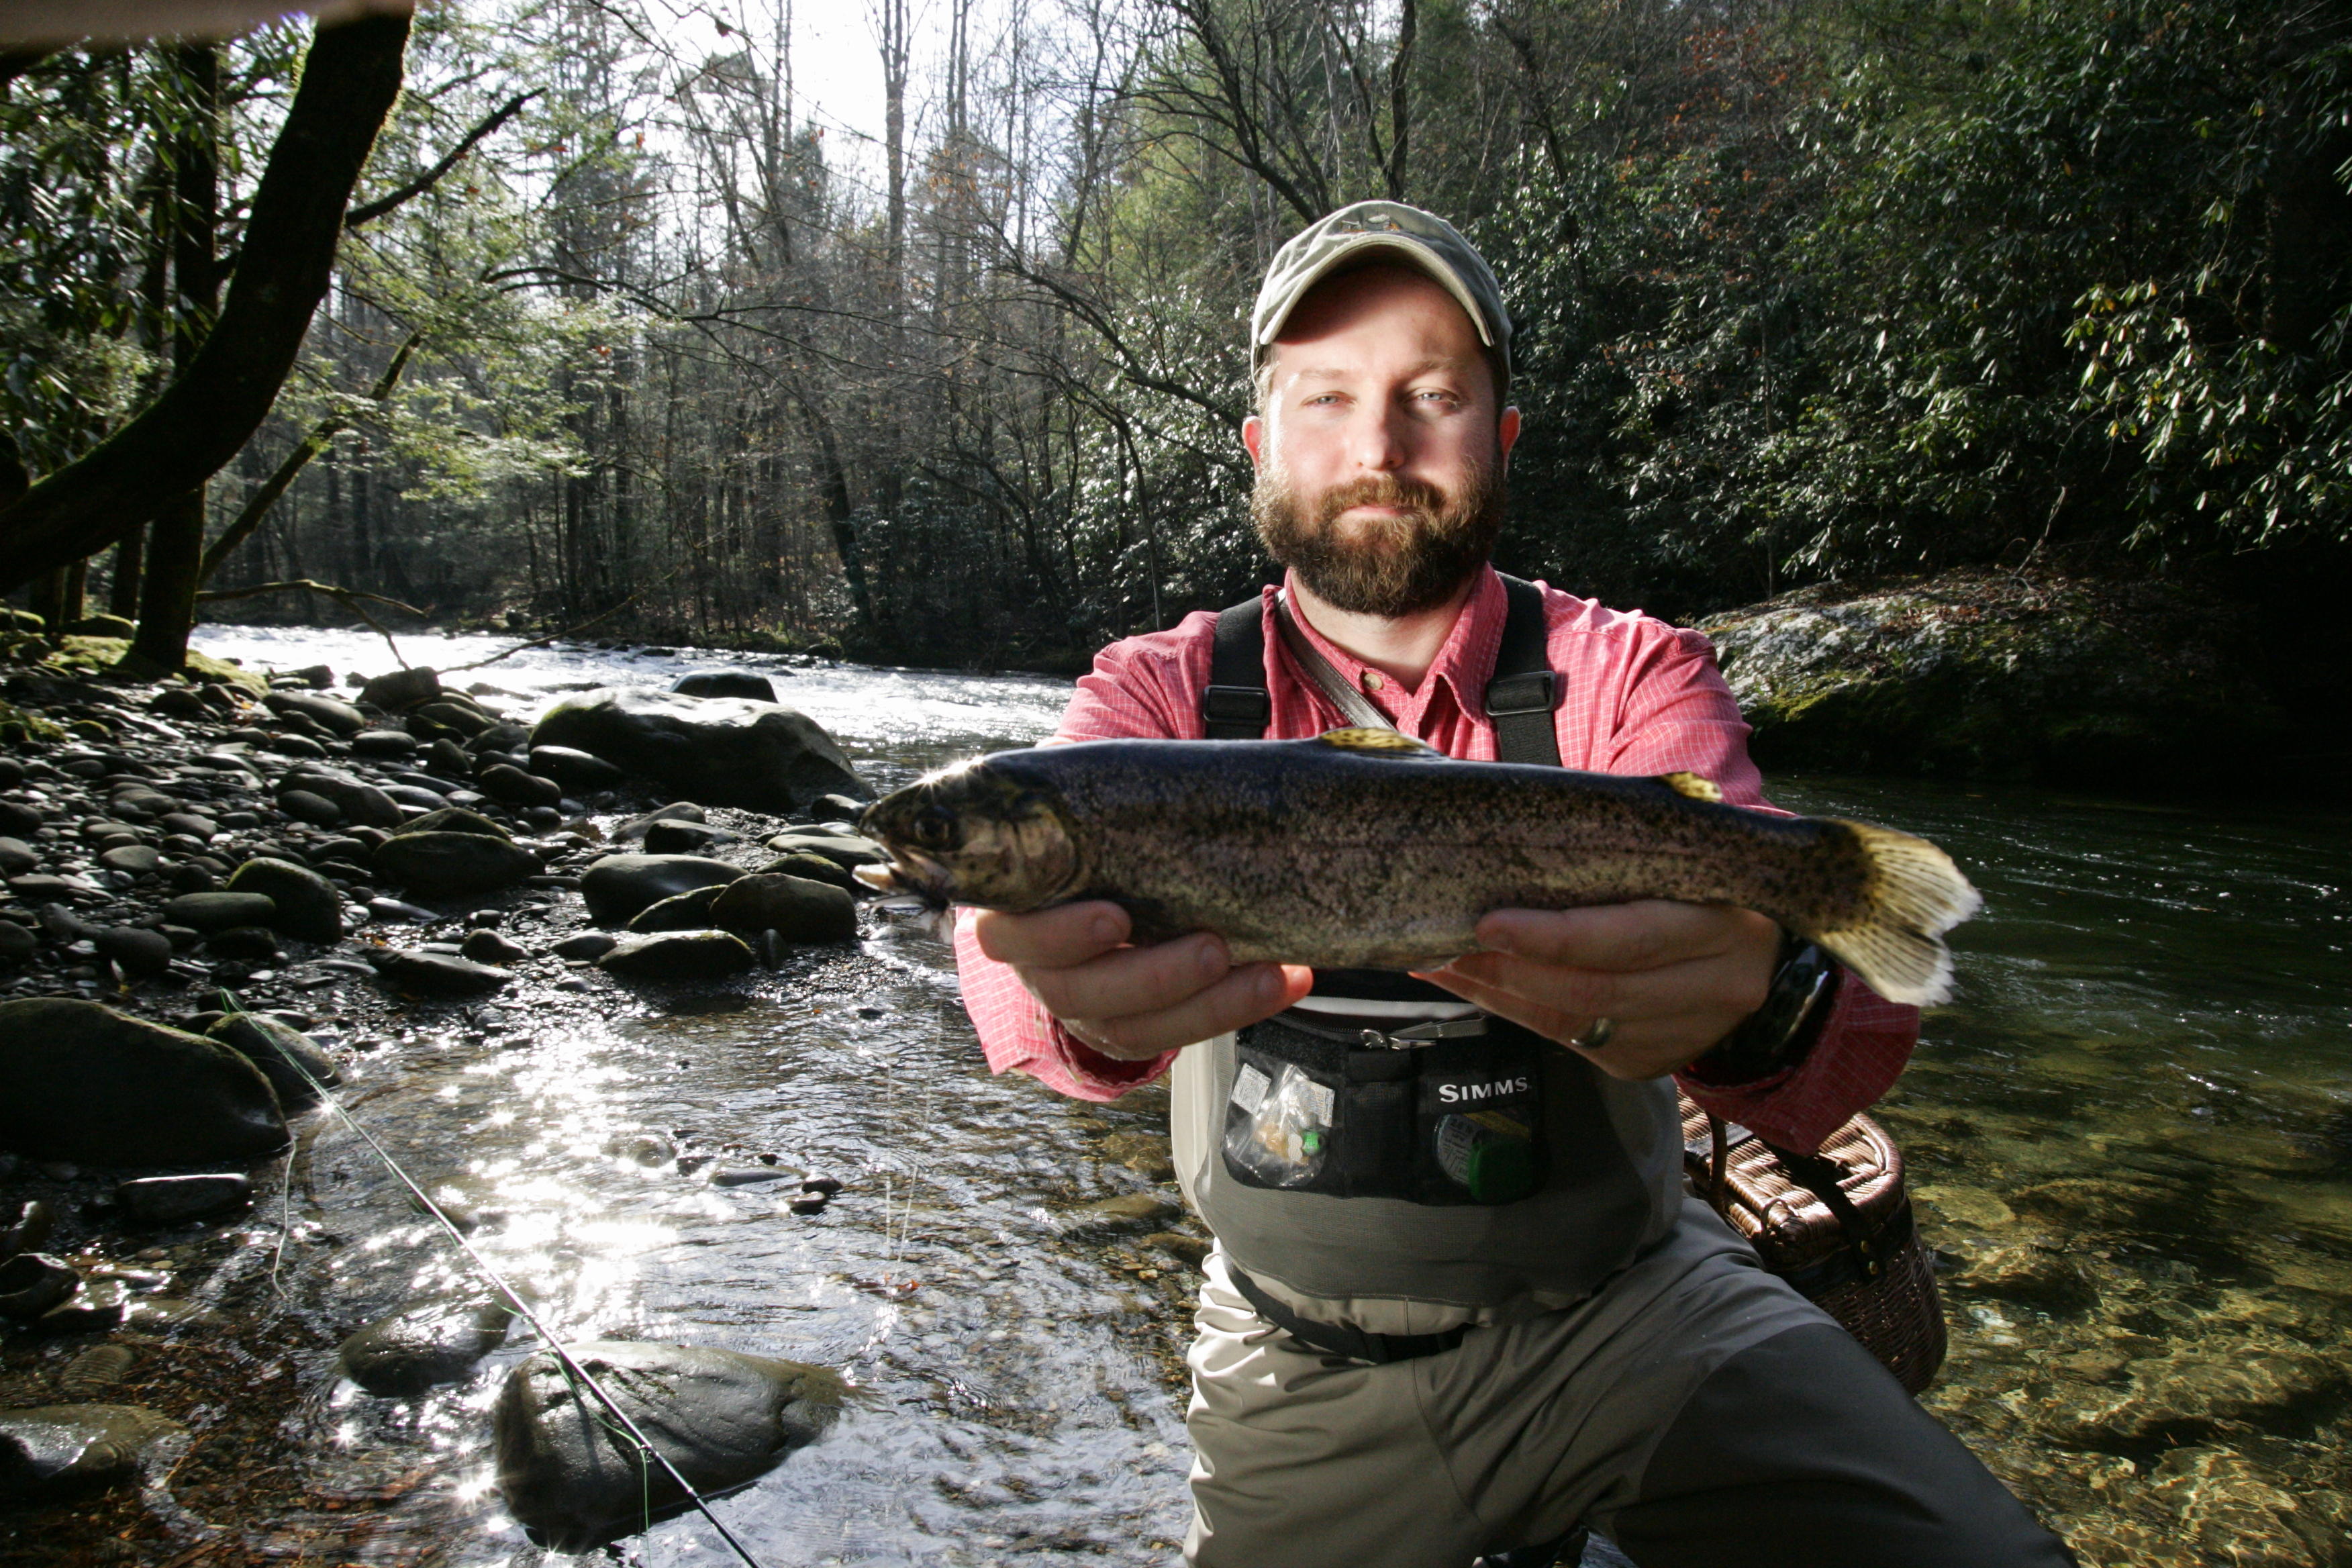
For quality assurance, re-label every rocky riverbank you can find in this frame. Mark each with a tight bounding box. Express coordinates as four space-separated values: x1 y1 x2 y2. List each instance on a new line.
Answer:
1697 569 2302 791
0 636 971 1559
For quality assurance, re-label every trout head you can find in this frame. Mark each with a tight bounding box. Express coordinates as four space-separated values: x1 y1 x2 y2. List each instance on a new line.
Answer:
855 756 1083 913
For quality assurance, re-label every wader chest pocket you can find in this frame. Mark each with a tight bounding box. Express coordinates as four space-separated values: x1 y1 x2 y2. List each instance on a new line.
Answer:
1224 1020 1545 1206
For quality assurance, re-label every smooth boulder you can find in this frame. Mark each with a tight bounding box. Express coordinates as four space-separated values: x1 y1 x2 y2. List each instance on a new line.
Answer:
0 999 286 1165
580 853 744 926
339 1296 511 1396
626 885 730 933
0 1406 187 1504
116 1173 252 1224
368 948 513 996
207 1013 340 1108
532 687 868 815
528 745 625 792
597 930 756 979
493 1341 841 1551
262 690 366 736
709 875 856 943
225 857 344 942
162 891 277 933
671 670 777 701
281 770 404 829
373 831 541 897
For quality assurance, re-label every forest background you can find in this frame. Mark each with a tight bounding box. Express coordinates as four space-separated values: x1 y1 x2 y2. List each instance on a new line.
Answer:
1 0 2347 675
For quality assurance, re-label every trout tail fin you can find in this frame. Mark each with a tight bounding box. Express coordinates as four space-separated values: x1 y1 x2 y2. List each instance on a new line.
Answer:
1811 822 1983 1007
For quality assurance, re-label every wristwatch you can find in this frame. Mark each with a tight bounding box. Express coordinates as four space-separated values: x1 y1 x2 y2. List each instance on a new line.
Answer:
1692 928 1840 1084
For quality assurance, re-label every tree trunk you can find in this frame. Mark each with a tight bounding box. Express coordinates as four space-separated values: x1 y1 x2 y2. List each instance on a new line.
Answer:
0 12 409 594
130 42 222 673
107 528 145 618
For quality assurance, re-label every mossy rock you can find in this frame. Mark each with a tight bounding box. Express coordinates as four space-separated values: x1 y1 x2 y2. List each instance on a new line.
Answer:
1698 571 2290 789
34 635 267 696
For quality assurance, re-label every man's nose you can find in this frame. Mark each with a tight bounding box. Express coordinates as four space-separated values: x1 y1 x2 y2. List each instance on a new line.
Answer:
1350 401 1410 473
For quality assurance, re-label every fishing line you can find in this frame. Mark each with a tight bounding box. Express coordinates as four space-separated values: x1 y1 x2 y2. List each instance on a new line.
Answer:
219 993 771 1568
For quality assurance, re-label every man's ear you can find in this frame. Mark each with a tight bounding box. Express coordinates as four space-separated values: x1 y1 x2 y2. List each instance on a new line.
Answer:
1498 406 1522 469
1241 415 1265 468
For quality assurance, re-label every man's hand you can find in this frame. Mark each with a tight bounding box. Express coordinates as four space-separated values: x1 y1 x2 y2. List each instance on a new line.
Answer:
973 901 1314 1061
1417 902 1781 1081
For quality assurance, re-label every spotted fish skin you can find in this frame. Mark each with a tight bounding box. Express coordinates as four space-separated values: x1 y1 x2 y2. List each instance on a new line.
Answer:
860 731 1981 1006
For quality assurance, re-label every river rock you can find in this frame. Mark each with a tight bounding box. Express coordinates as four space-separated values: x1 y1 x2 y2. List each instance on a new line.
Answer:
0 1405 187 1504
373 831 541 897
459 928 530 966
352 729 420 759
580 853 744 925
0 920 36 966
532 687 869 814
368 948 513 995
116 1173 253 1224
262 689 367 736
225 857 344 942
615 803 705 840
758 850 858 893
626 885 730 933
597 930 756 979
528 745 626 792
0 836 34 876
0 1254 81 1320
207 1014 340 1108
401 805 510 838
162 891 277 933
1699 570 2292 786
671 670 777 701
2042 1347 2345 1447
1059 1191 1183 1234
281 770 405 829
478 763 562 808
763 831 887 872
277 788 342 826
1945 1242 2098 1312
415 699 494 737
642 820 736 854
493 1340 842 1551
0 999 286 1164
360 666 442 712
91 927 174 978
708 875 856 943
205 926 281 962
548 932 618 961
0 1199 55 1255
96 844 160 877
339 1295 510 1396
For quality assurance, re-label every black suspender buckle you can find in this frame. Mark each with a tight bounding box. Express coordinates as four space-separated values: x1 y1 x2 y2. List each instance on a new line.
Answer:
1202 685 1273 729
1484 670 1559 718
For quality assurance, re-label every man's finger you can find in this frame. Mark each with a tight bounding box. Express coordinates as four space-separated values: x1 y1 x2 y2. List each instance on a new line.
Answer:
973 901 1130 968
1474 901 1761 973
1074 963 1314 1060
1024 931 1236 1023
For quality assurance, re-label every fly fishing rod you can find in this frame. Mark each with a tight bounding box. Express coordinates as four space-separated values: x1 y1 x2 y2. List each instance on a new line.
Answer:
226 994 772 1568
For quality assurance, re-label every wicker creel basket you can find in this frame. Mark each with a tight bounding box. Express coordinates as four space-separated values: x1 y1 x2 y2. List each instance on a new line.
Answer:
1677 1094 1947 1394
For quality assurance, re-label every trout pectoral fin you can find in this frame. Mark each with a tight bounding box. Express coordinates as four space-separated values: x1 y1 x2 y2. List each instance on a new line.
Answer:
1317 728 1442 756
1659 771 1723 802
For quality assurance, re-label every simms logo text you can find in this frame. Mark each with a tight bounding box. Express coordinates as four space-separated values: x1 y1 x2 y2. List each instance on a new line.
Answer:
1436 1077 1530 1104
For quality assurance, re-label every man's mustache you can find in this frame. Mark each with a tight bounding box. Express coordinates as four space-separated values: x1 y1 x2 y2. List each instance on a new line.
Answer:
1314 475 1449 524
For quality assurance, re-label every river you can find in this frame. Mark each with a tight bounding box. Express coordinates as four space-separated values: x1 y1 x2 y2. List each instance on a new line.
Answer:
156 626 2352 1566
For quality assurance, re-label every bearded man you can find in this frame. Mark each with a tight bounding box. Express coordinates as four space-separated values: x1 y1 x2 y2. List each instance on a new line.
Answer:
952 202 2073 1568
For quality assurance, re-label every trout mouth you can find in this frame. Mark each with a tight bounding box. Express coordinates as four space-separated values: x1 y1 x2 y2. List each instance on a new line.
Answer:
853 852 952 907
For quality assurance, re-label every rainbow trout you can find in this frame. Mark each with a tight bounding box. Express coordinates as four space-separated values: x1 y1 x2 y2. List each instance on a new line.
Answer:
856 728 1981 1006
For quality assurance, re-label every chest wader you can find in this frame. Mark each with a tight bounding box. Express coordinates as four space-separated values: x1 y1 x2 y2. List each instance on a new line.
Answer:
1192 578 1670 1363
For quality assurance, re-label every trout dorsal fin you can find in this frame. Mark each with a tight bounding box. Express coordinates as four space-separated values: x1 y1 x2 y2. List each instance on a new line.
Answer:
1659 771 1723 802
1316 728 1442 756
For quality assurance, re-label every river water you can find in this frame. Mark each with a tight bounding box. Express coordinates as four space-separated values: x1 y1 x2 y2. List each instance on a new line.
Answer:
171 626 2352 1567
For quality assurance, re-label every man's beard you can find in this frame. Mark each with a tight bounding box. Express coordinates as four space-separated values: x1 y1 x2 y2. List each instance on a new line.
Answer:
1251 455 1506 618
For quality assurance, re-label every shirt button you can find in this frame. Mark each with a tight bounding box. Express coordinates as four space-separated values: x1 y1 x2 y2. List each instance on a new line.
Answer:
1359 671 1384 692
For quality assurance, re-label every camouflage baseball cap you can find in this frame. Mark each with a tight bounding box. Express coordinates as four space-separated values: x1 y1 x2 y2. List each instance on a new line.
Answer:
1250 200 1510 385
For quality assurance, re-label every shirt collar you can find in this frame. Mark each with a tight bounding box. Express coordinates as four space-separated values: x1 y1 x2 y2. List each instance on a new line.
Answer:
1275 566 1508 727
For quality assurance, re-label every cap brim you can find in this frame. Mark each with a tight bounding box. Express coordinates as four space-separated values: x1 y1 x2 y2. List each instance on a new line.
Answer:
1253 233 1497 364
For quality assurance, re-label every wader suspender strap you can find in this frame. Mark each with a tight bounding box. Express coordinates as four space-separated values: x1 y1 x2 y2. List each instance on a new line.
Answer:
1198 575 1563 767
1203 599 1274 738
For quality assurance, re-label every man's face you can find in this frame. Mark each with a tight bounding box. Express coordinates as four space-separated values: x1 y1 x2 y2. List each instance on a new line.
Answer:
1244 264 1520 618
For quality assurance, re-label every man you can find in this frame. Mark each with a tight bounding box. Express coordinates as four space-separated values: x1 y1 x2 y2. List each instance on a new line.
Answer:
954 202 2071 1568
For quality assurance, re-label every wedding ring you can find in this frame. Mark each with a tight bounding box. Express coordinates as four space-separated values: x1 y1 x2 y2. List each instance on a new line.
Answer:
1573 1016 1616 1051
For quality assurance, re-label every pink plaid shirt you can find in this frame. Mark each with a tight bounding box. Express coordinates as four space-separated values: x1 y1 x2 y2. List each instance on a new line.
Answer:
952 567 1918 1150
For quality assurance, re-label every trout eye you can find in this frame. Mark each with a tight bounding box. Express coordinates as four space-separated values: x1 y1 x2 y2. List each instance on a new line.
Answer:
910 805 961 851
